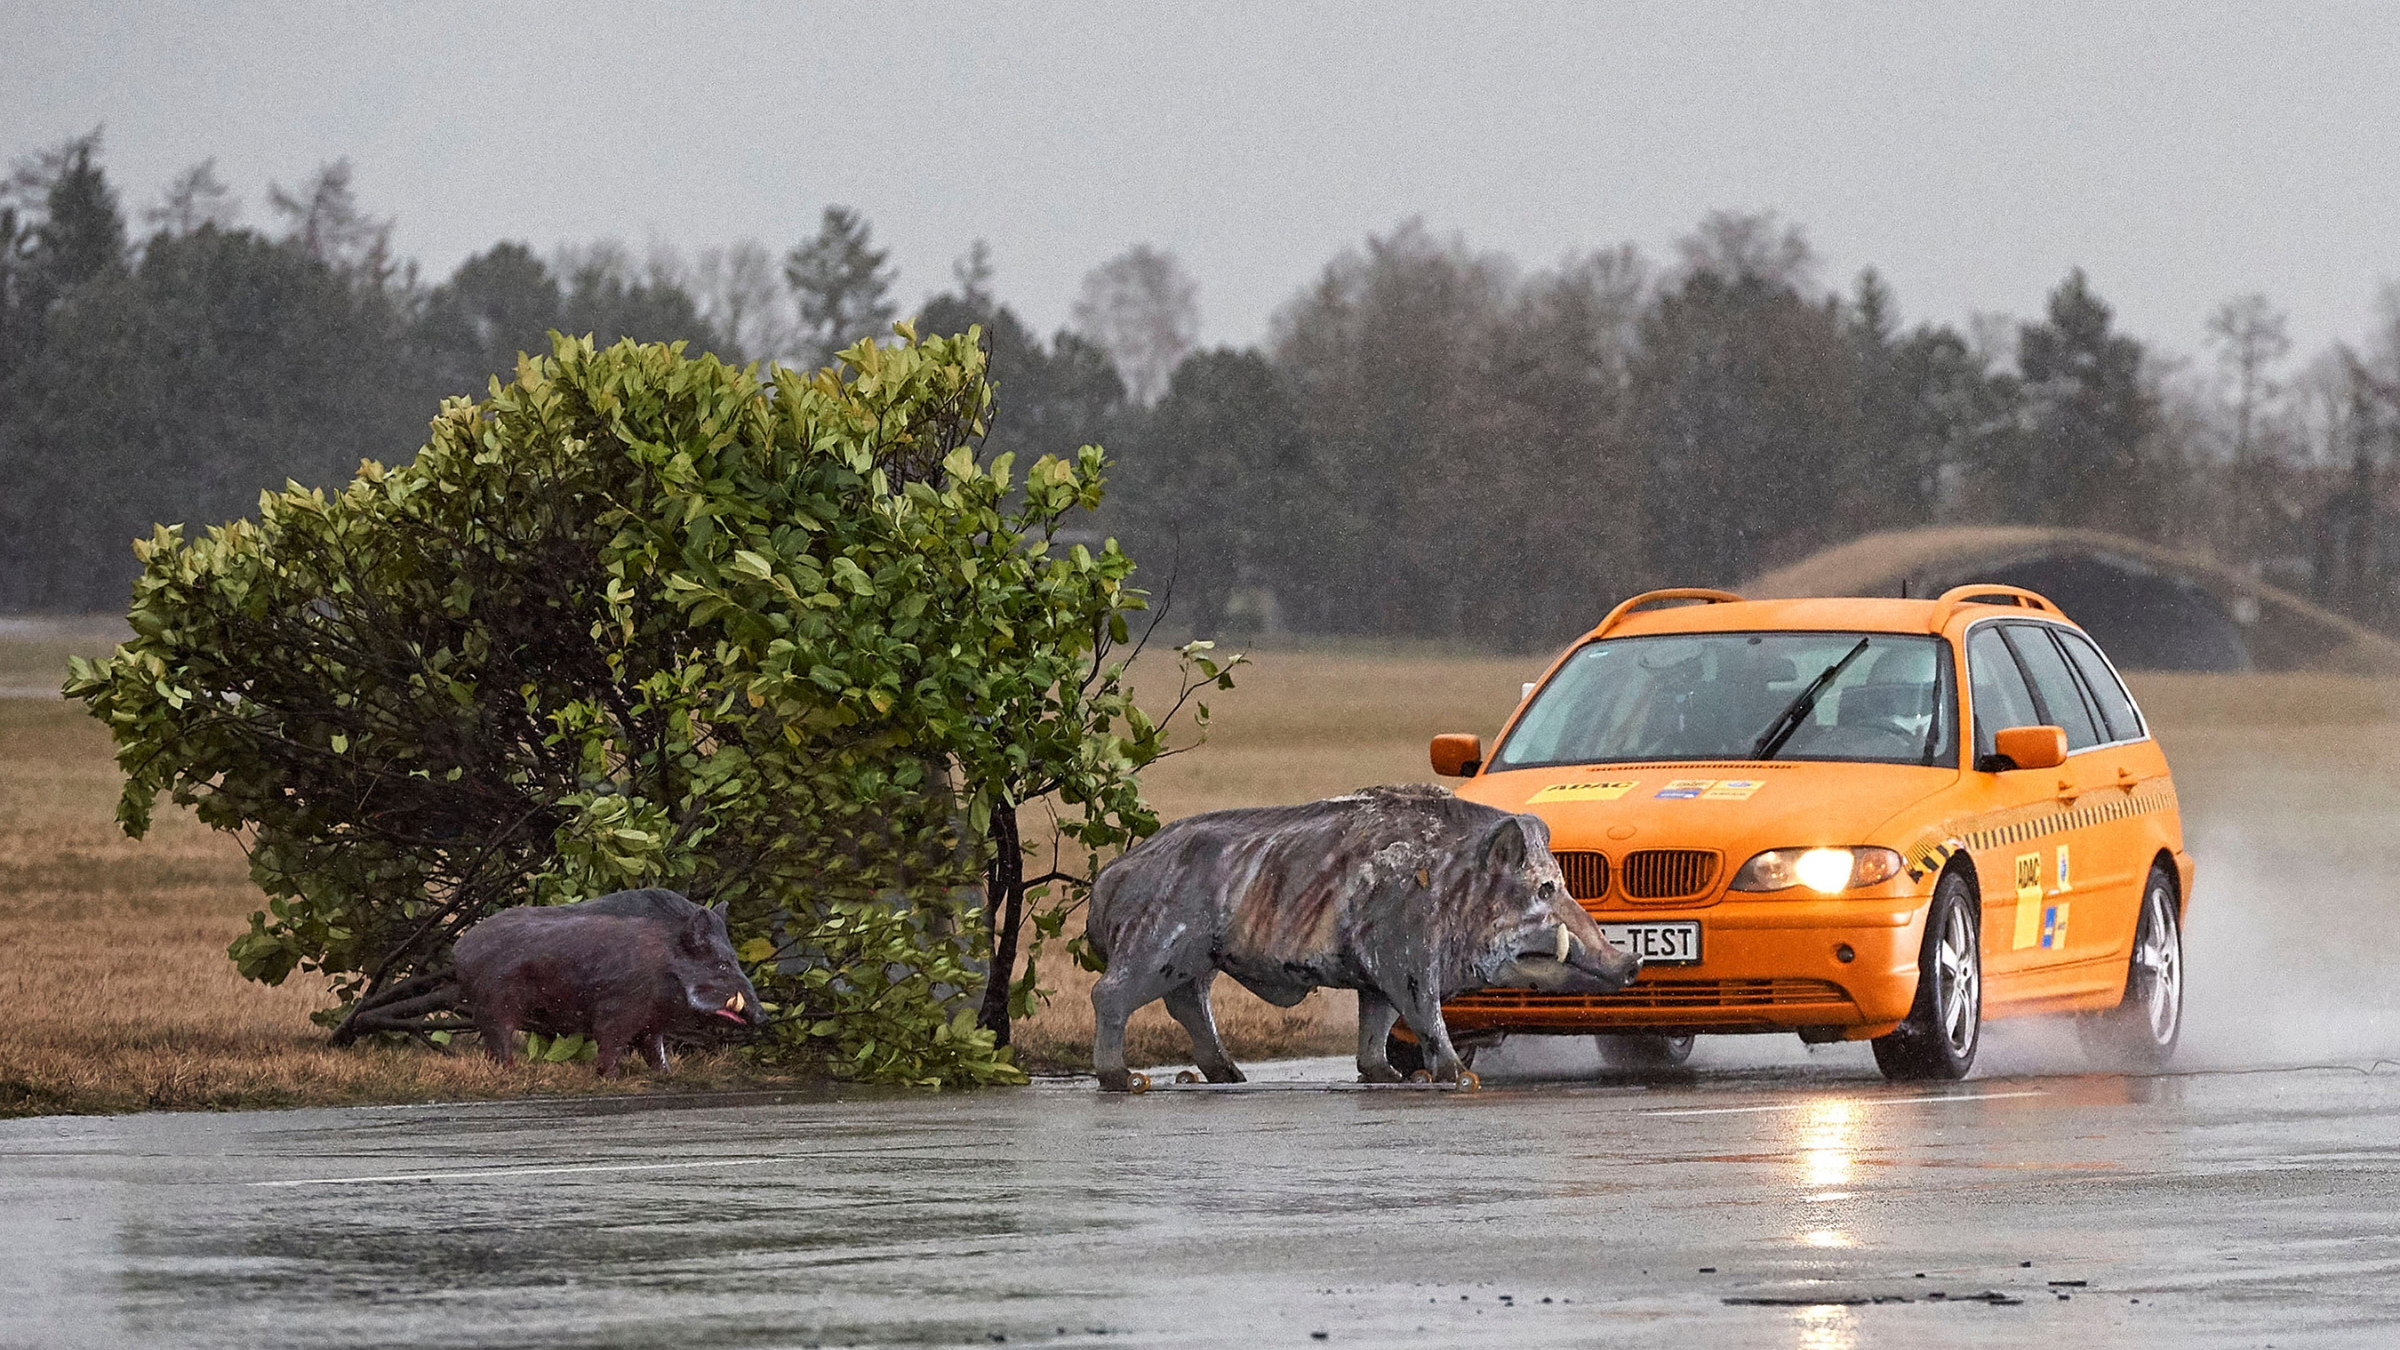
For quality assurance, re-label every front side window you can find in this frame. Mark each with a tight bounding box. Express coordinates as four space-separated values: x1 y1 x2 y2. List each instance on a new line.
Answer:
1490 631 1956 770
1967 625 2042 761
2001 624 2103 750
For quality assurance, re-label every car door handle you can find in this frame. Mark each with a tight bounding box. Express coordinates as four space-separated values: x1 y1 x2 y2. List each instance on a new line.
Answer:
2055 778 2077 802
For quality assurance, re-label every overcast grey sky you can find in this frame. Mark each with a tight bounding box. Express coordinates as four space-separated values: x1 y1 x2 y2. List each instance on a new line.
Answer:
7 2 2396 363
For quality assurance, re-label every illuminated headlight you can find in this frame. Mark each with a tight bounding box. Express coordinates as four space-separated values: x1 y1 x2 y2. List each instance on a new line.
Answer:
1729 846 1904 894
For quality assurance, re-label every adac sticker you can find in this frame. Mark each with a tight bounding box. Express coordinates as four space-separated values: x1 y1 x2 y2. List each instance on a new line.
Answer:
2012 852 2044 949
1701 779 1766 800
1654 779 1714 800
2040 901 2071 950
2056 844 2071 892
1530 780 1640 803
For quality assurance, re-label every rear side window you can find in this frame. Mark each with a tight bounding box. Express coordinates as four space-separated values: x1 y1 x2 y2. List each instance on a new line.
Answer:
2054 629 2144 742
2001 625 2103 750
1966 626 2042 760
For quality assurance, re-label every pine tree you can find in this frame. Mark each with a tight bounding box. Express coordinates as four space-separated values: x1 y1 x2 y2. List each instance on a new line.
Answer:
783 206 895 369
32 137 126 298
2014 269 2156 531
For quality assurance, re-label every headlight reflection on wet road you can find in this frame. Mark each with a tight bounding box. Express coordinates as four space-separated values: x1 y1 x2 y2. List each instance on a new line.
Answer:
1790 1098 1861 1260
1797 1099 1856 1195
1794 1302 1860 1350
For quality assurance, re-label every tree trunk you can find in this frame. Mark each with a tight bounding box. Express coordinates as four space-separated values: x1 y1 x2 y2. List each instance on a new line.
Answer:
975 801 1023 1044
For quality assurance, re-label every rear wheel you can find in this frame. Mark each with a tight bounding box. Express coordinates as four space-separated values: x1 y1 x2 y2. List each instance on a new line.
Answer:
1873 873 1982 1081
2078 865 2183 1067
1595 1034 1695 1069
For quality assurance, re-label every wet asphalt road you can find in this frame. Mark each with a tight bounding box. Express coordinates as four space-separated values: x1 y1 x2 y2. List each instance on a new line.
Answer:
5 1051 2398 1350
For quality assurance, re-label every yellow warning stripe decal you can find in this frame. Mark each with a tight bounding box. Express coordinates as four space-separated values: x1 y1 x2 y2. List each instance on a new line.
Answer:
1901 838 1961 884
1903 779 2176 882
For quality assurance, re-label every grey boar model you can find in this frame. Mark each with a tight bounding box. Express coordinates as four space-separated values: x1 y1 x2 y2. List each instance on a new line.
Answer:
1086 785 1640 1090
452 887 766 1078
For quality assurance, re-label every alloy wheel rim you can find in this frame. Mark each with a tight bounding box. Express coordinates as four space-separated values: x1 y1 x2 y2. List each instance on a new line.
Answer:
2138 885 2182 1045
1936 904 1980 1053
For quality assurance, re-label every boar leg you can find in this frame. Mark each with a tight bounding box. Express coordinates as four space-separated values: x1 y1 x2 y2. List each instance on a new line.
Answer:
1392 979 1468 1082
471 997 522 1067
1162 977 1245 1083
640 1032 672 1075
592 1010 649 1079
1091 963 1178 1093
1355 988 1404 1083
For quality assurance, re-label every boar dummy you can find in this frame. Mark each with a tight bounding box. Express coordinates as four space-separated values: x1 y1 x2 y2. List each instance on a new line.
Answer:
452 887 765 1077
1086 785 1640 1090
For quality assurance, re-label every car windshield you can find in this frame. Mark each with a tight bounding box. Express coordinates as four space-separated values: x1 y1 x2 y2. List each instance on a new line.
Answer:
1490 631 1958 770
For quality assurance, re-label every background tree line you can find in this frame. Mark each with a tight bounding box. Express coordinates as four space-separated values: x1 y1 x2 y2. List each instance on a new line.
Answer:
6 133 2398 647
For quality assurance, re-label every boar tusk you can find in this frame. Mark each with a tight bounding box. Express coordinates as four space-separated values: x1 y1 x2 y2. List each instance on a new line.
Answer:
725 992 743 1010
1555 926 1571 962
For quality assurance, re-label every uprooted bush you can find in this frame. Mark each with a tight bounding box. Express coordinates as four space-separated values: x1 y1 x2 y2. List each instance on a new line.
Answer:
66 328 1232 1085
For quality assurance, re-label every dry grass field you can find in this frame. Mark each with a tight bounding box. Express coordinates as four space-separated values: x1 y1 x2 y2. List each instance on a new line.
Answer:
0 628 1543 1115
5 615 2396 1116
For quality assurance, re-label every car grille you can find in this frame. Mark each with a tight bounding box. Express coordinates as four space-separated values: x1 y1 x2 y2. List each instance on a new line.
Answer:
1555 851 1608 901
1621 849 1718 900
1447 978 1849 1011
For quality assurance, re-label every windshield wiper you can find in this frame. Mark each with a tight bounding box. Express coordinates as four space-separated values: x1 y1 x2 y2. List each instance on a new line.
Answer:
1749 637 1872 761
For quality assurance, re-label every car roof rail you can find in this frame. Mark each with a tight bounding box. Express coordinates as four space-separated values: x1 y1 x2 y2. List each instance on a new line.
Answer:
1593 588 1745 638
1927 583 2067 632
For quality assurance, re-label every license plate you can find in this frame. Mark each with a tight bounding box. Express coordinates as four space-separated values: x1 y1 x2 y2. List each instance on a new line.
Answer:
1601 921 1701 966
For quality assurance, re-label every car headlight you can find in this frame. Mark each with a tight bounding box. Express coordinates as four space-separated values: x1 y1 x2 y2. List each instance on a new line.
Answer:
1729 846 1904 894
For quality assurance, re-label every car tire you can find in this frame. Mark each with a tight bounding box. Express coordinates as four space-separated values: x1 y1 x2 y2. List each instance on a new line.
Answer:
2078 864 2183 1067
1873 872 1982 1081
1595 1034 1695 1069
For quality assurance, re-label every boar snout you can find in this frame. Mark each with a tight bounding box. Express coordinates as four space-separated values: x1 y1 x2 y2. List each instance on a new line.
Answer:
725 987 769 1026
1571 929 1642 993
1498 910 1641 994
687 978 767 1026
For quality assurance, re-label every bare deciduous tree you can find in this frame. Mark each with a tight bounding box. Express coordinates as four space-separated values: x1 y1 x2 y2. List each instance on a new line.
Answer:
1676 209 1814 290
269 159 392 282
1071 244 1199 406
2207 293 2292 464
145 159 239 236
656 238 792 362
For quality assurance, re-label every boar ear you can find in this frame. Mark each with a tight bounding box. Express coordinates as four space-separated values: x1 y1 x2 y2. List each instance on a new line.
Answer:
1514 812 1551 852
1478 815 1530 871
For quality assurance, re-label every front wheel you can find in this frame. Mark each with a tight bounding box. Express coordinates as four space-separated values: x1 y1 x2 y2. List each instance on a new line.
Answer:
1596 1034 1695 1069
2078 865 2183 1067
1873 873 1982 1081
1385 1033 1480 1078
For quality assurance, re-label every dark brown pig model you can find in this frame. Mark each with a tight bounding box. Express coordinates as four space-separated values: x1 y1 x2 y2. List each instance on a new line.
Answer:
1086 784 1640 1091
452 887 766 1077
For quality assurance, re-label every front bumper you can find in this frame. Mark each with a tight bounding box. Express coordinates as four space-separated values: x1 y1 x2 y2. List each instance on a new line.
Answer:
1443 894 1931 1036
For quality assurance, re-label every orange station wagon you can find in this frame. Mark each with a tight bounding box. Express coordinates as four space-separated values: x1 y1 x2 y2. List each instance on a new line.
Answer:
1430 585 2191 1081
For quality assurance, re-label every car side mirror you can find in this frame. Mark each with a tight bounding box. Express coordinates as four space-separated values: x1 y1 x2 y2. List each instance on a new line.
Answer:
1986 725 2068 772
1430 733 1483 777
